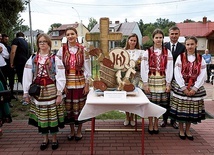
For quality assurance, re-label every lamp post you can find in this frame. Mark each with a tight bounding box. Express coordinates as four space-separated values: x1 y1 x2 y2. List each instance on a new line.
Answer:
72 7 83 43
25 0 34 53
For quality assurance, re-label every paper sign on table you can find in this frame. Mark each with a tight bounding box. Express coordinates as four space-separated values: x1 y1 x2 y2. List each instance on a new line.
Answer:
104 91 126 99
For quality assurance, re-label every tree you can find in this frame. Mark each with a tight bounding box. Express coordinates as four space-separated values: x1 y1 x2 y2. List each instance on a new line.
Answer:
139 18 176 49
88 17 97 31
139 18 176 37
143 24 156 36
47 23 62 34
13 23 30 33
154 18 176 35
138 19 144 36
0 0 25 37
183 19 195 23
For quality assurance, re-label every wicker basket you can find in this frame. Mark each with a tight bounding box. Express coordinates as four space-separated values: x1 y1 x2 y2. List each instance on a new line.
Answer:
99 63 117 88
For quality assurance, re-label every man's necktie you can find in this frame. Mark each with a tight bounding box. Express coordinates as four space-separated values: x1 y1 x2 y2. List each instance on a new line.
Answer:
172 44 175 53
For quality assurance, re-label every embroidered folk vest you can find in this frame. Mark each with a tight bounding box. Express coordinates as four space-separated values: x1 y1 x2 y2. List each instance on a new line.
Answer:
62 43 84 76
32 54 56 81
148 47 168 76
181 53 202 89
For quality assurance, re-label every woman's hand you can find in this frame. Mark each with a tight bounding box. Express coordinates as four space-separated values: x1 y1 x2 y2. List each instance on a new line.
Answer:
183 89 190 96
56 95 62 105
83 83 89 95
189 89 196 96
165 85 171 93
64 87 68 95
143 85 150 94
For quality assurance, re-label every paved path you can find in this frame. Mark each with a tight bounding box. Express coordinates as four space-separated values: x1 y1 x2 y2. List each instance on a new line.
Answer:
1 119 214 155
0 83 214 155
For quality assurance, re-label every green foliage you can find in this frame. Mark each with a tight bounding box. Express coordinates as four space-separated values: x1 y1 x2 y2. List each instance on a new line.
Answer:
154 18 176 35
138 19 144 35
119 37 127 48
138 18 176 49
10 96 30 120
13 24 30 33
47 23 62 34
183 19 195 23
142 39 153 50
88 17 98 31
138 18 176 37
143 24 156 36
0 0 25 37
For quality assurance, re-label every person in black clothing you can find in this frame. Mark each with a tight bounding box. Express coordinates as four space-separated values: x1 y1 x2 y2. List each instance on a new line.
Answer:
1 34 16 100
160 26 186 129
10 32 30 84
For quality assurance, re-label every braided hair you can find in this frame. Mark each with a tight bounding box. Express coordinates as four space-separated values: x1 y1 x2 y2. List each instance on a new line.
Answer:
152 28 165 53
184 36 198 63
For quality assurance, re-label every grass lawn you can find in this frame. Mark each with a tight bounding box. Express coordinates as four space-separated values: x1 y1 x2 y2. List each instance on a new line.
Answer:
10 94 126 120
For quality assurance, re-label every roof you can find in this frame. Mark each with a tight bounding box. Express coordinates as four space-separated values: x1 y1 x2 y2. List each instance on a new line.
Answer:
24 30 44 37
142 36 150 44
118 22 137 36
90 22 138 36
50 31 65 40
50 23 79 40
54 23 78 30
177 22 214 37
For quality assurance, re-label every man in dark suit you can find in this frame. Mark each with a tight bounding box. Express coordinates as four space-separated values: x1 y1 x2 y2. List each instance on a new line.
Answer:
160 26 186 129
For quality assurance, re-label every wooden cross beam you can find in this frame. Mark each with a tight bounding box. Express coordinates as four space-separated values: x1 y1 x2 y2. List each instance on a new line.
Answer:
85 17 122 56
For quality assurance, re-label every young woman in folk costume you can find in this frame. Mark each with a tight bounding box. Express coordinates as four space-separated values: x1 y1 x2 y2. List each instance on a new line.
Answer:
57 27 91 141
123 33 142 126
23 34 66 150
169 36 206 140
141 29 173 135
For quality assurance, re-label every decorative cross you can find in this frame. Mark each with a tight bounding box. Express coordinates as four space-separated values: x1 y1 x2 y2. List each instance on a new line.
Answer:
85 17 122 56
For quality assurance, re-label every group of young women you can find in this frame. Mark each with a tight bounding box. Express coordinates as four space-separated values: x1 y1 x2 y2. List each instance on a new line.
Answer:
22 27 90 150
124 29 206 141
0 26 204 151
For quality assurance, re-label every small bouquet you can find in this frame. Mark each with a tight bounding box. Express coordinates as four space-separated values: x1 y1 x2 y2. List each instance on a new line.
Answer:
135 57 142 72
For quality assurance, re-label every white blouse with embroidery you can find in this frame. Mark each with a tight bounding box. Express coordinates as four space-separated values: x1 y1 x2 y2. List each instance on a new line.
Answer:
140 48 173 86
174 54 206 91
57 45 91 83
22 54 66 96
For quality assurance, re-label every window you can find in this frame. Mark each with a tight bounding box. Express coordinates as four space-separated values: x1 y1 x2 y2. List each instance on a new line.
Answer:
52 31 59 36
54 41 58 46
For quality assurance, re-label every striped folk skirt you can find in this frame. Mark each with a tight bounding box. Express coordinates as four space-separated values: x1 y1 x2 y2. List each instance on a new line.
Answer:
28 83 65 134
169 80 206 124
64 88 89 125
145 74 168 106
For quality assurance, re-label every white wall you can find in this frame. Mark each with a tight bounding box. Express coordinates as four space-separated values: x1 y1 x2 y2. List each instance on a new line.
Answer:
197 38 207 51
132 25 143 47
164 36 185 43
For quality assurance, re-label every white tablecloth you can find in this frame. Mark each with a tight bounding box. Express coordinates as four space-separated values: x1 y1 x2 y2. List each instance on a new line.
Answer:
78 88 166 121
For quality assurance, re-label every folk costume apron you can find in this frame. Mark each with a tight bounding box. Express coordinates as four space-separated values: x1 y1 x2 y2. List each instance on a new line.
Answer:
170 53 206 123
62 44 88 125
28 54 65 134
146 47 169 106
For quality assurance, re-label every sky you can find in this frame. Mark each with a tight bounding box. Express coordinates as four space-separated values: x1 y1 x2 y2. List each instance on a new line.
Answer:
20 0 214 33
